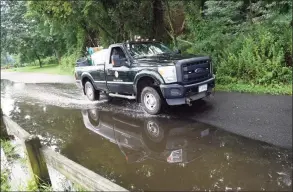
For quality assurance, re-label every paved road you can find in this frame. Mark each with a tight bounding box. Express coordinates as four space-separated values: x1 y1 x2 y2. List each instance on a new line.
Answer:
1 71 75 84
166 93 292 149
1 71 292 148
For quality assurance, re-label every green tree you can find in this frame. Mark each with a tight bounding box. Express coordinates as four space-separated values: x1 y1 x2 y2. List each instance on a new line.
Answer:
1 1 55 67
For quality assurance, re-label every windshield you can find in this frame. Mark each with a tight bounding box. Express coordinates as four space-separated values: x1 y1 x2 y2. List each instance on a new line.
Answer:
127 42 173 58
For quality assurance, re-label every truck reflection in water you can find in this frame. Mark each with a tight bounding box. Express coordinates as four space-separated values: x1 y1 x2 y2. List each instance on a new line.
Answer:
81 108 219 165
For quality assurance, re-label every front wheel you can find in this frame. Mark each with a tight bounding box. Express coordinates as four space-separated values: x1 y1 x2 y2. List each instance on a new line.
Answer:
141 87 162 115
84 81 100 101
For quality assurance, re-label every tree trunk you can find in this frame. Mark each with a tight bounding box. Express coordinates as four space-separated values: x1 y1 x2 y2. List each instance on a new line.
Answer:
165 0 178 48
37 57 42 68
35 52 42 68
152 0 164 40
54 49 61 64
5 53 9 65
200 0 206 18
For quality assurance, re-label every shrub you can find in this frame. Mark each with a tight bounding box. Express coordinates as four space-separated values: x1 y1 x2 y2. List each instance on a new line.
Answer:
217 23 292 85
42 56 58 65
181 0 292 86
60 52 80 73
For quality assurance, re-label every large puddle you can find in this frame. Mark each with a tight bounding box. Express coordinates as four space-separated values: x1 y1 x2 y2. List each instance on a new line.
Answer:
1 79 292 191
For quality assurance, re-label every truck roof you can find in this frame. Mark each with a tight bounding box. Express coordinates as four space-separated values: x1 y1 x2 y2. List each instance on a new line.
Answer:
110 43 124 47
111 41 161 47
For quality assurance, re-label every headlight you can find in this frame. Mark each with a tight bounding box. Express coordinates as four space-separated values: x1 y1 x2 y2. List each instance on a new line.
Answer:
158 66 177 83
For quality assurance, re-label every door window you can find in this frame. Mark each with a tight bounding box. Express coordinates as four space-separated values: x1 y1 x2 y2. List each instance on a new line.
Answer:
109 47 126 64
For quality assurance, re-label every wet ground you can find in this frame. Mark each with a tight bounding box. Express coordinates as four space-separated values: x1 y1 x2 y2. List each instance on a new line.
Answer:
1 79 292 191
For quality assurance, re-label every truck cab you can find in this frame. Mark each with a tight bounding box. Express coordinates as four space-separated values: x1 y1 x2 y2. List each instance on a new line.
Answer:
75 40 215 115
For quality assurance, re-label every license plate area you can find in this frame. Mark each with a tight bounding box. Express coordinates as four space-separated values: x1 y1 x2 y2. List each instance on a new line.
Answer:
198 84 207 92
167 149 183 163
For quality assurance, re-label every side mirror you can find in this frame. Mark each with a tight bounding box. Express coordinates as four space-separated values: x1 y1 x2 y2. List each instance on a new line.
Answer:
174 49 181 54
112 55 127 67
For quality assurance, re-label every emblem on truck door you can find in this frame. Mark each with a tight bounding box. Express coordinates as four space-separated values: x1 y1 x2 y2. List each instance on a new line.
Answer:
115 71 119 78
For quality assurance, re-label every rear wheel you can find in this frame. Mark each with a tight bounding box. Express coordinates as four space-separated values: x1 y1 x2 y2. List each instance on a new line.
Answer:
141 86 162 115
85 81 100 101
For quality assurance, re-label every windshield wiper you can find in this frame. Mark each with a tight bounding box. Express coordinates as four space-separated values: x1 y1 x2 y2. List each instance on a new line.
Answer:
135 56 148 59
157 52 172 56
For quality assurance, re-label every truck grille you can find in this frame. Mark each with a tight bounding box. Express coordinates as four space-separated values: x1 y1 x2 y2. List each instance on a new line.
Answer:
182 60 211 83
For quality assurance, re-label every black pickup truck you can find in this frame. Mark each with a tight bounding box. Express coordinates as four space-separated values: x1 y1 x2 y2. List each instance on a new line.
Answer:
75 40 215 114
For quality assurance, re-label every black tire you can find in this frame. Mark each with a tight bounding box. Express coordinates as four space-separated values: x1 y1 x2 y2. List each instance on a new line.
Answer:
143 119 164 143
141 86 162 115
84 81 100 101
142 118 168 152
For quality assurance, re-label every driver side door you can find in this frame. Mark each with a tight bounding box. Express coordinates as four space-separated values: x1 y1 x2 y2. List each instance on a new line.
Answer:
105 46 134 94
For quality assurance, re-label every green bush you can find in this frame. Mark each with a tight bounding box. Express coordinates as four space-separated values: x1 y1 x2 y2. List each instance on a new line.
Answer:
217 23 292 85
42 56 58 65
1 170 10 191
60 53 80 73
181 0 292 87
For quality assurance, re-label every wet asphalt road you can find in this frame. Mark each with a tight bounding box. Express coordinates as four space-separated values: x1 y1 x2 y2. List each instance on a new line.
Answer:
1 71 75 84
1 74 292 191
1 71 291 149
166 92 292 149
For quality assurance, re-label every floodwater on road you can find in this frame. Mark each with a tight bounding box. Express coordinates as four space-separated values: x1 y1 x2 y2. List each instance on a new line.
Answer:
1 79 292 191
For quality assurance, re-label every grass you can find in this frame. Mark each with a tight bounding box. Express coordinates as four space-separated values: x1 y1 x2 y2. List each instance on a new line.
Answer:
6 64 73 76
73 183 87 191
0 139 52 191
23 178 53 191
1 139 87 191
1 139 15 159
21 177 87 191
1 140 13 192
216 83 292 95
1 170 10 191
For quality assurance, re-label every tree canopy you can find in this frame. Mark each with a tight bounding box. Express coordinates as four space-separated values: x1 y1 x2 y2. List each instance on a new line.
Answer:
1 0 292 86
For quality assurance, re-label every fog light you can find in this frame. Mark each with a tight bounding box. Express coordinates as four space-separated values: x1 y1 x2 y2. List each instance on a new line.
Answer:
170 88 181 96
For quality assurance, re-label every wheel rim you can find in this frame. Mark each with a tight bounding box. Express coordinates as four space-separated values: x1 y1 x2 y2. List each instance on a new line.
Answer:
88 109 98 121
146 121 160 138
86 84 93 100
144 93 157 111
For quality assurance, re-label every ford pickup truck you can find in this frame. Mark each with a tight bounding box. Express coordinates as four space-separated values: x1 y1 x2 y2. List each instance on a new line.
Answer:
75 40 215 115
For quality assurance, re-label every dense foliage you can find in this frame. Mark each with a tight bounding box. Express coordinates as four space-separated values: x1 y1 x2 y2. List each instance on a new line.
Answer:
181 0 292 86
1 0 292 87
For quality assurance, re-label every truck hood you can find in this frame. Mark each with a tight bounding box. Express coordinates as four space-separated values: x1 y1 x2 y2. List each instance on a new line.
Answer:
133 53 207 66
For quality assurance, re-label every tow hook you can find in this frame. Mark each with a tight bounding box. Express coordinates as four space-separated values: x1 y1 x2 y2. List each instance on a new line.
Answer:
186 98 192 106
210 88 216 97
207 88 215 98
